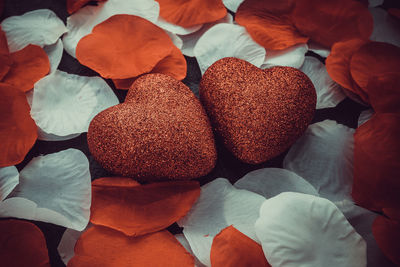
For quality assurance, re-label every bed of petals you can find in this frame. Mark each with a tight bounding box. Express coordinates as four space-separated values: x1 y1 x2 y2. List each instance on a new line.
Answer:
0 0 399 266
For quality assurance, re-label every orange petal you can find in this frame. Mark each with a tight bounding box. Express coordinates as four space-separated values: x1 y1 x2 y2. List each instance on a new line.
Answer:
113 45 187 90
366 73 400 113
372 216 400 266
90 178 200 236
0 26 12 80
151 45 187 80
0 83 37 167
0 219 50 267
112 77 136 90
67 0 106 14
2 44 50 92
350 42 400 91
68 226 194 267
352 113 400 212
235 0 308 50
76 14 175 79
211 225 271 267
157 0 227 28
325 39 369 103
292 0 373 48
388 8 400 20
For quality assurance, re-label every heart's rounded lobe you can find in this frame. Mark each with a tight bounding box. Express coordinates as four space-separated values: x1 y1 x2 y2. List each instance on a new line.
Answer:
88 74 217 181
200 57 316 164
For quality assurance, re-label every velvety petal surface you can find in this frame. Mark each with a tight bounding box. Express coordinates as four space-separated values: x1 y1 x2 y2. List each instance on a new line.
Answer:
91 178 200 236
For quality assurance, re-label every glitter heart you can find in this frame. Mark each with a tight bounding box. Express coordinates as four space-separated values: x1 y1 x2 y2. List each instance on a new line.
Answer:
200 57 316 164
87 74 217 181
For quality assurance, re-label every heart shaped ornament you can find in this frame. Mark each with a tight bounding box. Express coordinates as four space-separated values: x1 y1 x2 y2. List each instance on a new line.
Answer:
200 57 316 164
88 73 217 181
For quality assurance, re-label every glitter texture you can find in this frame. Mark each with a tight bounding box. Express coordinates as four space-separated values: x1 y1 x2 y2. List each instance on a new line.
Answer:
200 57 316 164
87 73 217 181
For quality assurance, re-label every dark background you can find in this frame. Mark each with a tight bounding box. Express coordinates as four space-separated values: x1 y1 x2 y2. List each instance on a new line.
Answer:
1 0 399 266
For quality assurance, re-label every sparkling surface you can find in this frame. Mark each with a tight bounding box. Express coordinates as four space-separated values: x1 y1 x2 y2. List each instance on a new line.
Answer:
200 57 316 164
87 73 217 181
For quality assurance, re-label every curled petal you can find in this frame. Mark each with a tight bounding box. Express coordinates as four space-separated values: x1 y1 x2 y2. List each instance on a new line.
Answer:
369 8 400 47
178 178 265 266
283 120 355 202
336 200 396 266
235 0 308 50
180 13 233 57
300 56 345 109
157 0 227 28
67 0 106 14
372 216 400 266
261 43 308 69
0 219 50 267
69 227 194 267
58 225 92 265
1 9 67 52
175 234 205 267
350 42 400 91
76 14 174 79
357 109 374 127
211 226 271 267
2 44 50 92
1 149 91 230
326 39 369 103
255 192 367 267
63 0 160 57
43 39 64 74
30 70 119 139
151 45 187 80
307 41 330 58
352 113 400 212
222 0 244 12
193 23 266 74
0 166 19 201
292 0 373 48
234 168 319 199
0 83 37 167
156 17 202 36
91 178 200 236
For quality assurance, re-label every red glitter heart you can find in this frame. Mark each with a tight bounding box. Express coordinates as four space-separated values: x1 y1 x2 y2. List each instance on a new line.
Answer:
87 73 217 181
200 57 316 164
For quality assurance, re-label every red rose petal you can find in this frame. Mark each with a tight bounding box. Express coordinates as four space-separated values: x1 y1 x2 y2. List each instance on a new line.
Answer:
67 0 106 14
235 0 308 50
0 26 12 80
156 0 227 28
211 226 271 267
326 39 369 103
0 219 50 267
2 44 50 92
90 178 200 236
388 8 400 20
352 113 400 212
113 45 187 90
372 216 400 266
68 226 194 267
76 14 175 79
0 83 37 167
350 42 400 91
292 0 373 48
366 72 400 113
